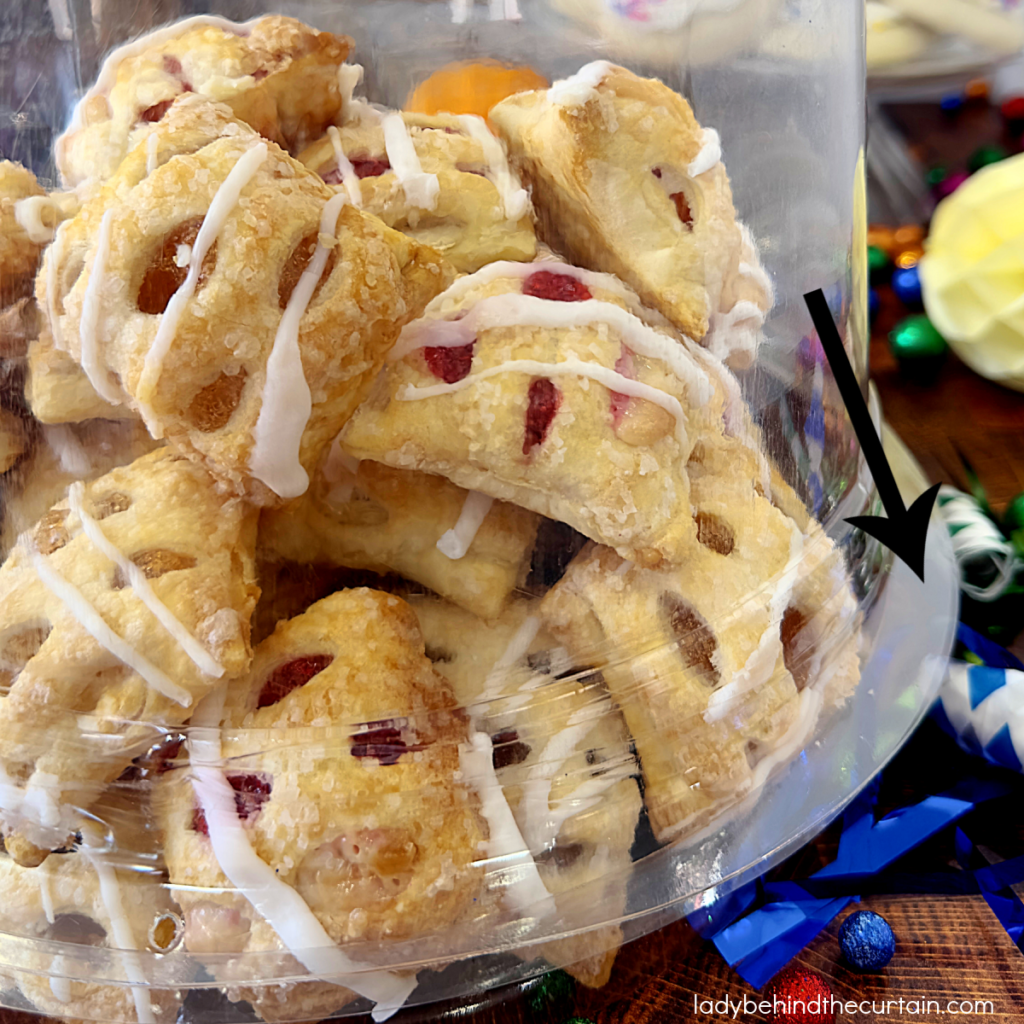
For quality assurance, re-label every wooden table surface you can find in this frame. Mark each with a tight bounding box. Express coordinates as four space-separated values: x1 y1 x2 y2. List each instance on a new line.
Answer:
5 106 1024 1024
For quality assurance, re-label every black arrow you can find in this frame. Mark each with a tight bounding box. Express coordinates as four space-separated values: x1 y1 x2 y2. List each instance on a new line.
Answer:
803 289 939 583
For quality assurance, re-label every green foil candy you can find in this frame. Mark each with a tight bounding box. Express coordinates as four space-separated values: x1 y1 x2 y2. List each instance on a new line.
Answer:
868 244 891 283
889 315 948 360
968 143 1009 174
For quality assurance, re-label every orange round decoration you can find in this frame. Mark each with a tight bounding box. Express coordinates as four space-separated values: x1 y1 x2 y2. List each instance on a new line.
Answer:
405 60 548 122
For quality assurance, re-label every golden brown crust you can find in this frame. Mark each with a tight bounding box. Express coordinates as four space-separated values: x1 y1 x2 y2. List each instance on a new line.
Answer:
541 444 862 842
0 848 180 1024
0 162 46 304
156 590 485 1011
26 330 137 425
341 260 729 567
40 101 453 502
299 112 536 273
259 455 540 620
490 65 748 343
0 448 258 856
56 16 353 191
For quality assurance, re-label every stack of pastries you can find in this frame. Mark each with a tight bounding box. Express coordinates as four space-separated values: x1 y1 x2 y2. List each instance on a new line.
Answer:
0 14 862 1024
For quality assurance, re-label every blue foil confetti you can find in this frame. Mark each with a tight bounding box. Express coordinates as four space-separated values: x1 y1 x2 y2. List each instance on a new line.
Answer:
708 776 1024 986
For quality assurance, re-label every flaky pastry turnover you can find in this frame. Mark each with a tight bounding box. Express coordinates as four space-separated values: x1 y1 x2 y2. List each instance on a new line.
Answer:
259 444 540 620
156 589 484 1022
541 448 861 842
490 63 771 353
0 839 181 1024
0 448 258 863
299 110 536 273
409 595 641 988
56 15 352 193
38 100 452 502
0 161 46 306
341 260 730 567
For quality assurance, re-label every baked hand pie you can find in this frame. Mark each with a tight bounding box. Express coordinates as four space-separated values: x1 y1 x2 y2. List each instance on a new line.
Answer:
0 448 258 864
26 329 136 424
0 161 46 306
1 419 161 559
0 838 181 1024
55 15 352 193
259 443 540 620
340 259 730 567
298 109 536 273
408 595 641 988
39 100 452 502
156 589 485 1023
541 460 862 841
490 63 770 349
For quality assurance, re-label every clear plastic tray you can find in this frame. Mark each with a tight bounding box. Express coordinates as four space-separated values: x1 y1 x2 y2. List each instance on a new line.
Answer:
0 2 959 1021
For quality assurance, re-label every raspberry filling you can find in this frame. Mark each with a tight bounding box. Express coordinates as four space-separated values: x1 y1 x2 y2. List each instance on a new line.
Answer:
139 99 175 123
651 168 694 226
491 729 531 770
671 191 693 226
192 773 271 835
522 271 592 303
424 342 475 384
350 720 421 766
523 378 562 454
609 348 635 423
258 655 334 709
350 156 391 179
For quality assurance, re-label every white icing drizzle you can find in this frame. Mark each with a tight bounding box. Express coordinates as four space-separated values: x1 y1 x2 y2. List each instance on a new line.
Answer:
250 191 346 499
456 115 530 221
381 113 439 210
48 963 71 1004
43 424 92 476
27 539 191 706
458 730 556 919
146 133 159 176
392 293 712 406
423 260 637 315
14 193 78 245
188 687 417 1020
337 64 382 123
437 491 494 560
704 522 804 722
476 615 542 710
322 434 360 505
0 765 71 849
737 223 774 302
78 209 122 405
81 833 155 1024
57 14 261 181
705 300 765 363
326 125 363 206
45 220 70 350
547 61 614 108
687 127 722 178
138 142 268 419
38 857 55 924
398 358 690 447
67 482 224 679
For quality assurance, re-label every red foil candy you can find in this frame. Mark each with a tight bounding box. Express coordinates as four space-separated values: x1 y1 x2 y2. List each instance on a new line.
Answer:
767 966 835 1024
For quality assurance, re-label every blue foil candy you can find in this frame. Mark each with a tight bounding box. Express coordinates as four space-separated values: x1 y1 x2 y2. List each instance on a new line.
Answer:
891 265 923 308
839 910 895 970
